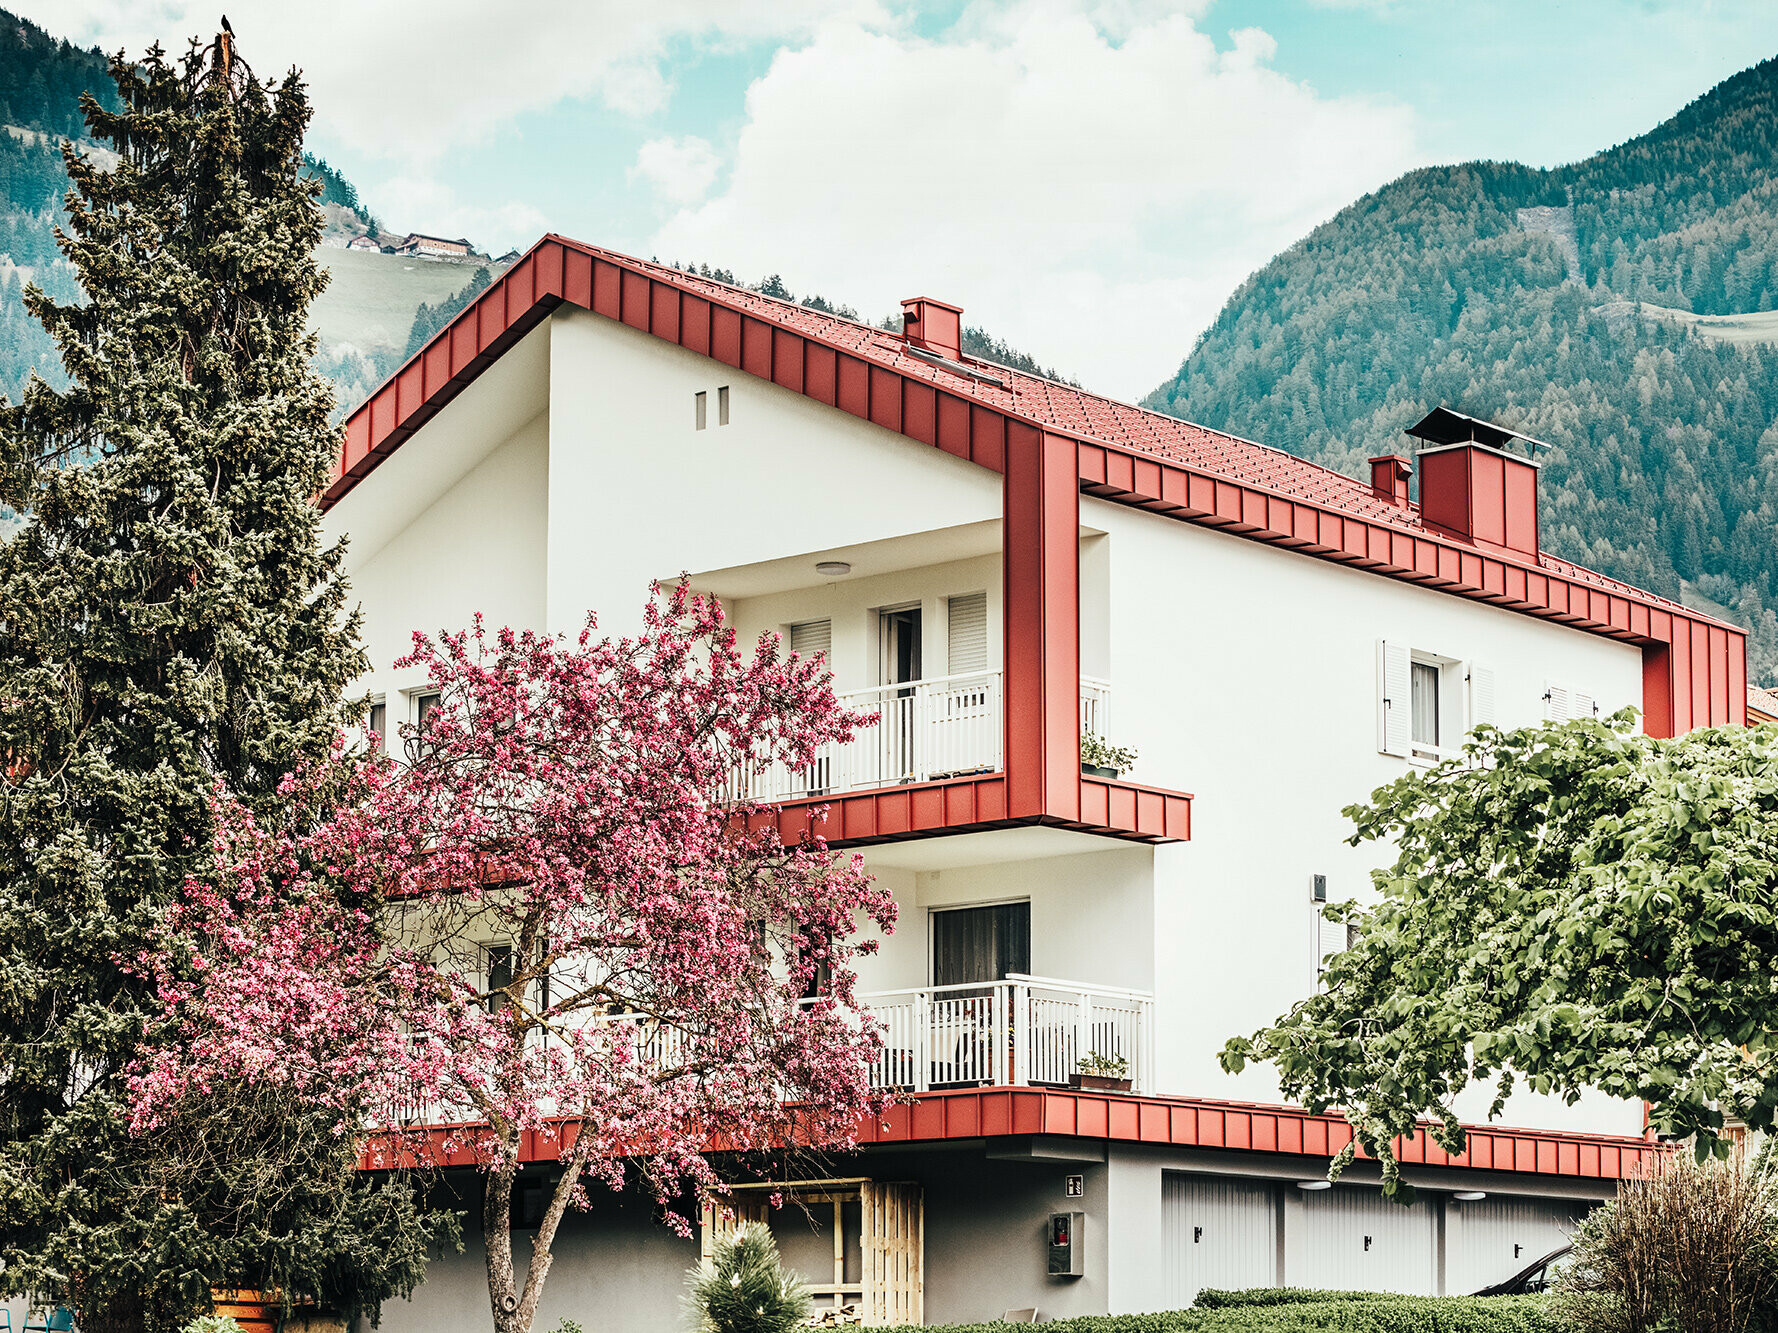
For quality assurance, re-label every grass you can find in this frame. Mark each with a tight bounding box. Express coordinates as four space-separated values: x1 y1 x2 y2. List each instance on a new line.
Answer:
309 247 508 366
1593 299 1778 346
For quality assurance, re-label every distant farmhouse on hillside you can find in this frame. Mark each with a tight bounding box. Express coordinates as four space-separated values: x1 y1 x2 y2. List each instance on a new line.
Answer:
395 232 474 259
345 234 380 251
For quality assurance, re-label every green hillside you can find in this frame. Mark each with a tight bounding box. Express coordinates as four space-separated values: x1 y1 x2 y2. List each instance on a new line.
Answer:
1145 56 1778 684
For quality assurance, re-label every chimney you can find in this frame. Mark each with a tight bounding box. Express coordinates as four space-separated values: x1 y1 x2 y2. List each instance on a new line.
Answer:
901 296 963 361
1407 407 1543 558
1369 454 1412 508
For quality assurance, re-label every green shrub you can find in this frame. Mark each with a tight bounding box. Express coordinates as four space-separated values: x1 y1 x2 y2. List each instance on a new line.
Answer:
179 1319 247 1333
1194 1288 1399 1309
684 1222 812 1333
879 1294 1558 1333
1557 1154 1778 1333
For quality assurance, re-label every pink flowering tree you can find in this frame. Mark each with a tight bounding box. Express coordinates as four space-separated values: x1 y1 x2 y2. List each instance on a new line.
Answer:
130 585 897 1333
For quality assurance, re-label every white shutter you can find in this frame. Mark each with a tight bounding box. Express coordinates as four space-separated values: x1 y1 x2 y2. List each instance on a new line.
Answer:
1468 664 1496 729
1378 640 1411 757
1544 683 1571 723
1575 690 1597 720
789 619 831 660
947 592 988 675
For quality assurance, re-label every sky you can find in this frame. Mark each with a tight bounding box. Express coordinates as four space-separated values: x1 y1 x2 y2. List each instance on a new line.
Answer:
36 0 1778 401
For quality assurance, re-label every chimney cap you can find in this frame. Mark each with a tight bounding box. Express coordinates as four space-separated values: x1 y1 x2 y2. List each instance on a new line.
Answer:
900 296 964 316
1408 406 1550 459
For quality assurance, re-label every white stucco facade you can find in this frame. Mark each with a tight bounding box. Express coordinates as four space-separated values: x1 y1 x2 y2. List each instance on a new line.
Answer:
326 297 1671 1324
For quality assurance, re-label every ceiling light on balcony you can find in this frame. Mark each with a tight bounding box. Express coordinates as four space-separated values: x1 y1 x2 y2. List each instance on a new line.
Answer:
1453 1191 1487 1202
815 561 852 577
1295 1180 1332 1191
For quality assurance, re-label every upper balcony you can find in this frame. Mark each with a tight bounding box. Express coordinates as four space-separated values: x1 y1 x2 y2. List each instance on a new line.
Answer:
736 671 1114 803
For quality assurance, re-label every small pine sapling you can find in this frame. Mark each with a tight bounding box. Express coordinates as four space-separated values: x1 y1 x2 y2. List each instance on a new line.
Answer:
686 1223 812 1333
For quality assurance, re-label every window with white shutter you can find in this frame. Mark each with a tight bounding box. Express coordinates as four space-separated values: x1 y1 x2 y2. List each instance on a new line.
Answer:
1574 690 1597 720
1468 664 1495 728
947 592 988 676
1544 683 1571 722
789 619 831 661
1377 640 1412 757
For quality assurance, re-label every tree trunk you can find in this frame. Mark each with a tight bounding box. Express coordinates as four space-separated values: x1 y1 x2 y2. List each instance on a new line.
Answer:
484 1160 521 1333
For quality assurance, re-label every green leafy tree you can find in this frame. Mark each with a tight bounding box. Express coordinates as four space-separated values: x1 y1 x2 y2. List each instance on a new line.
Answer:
0 30 448 1333
1222 715 1778 1200
685 1223 812 1333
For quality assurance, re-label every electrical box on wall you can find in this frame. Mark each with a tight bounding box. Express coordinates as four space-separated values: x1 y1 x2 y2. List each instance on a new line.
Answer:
1048 1211 1085 1277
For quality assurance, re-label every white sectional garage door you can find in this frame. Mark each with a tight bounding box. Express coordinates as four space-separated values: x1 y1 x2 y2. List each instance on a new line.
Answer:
1445 1196 1585 1295
1291 1185 1436 1294
1163 1174 1278 1307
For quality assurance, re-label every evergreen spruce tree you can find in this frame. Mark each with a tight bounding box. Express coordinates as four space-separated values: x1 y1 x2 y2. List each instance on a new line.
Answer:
0 30 450 1333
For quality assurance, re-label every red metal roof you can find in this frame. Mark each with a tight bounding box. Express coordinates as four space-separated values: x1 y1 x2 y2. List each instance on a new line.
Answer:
328 235 1695 618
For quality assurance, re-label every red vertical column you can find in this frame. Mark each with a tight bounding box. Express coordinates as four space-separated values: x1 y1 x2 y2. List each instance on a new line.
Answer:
1004 425 1081 821
1641 641 1674 739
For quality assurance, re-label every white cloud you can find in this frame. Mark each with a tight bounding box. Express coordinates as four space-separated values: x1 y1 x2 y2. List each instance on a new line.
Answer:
630 136 723 208
649 5 1418 400
44 0 880 164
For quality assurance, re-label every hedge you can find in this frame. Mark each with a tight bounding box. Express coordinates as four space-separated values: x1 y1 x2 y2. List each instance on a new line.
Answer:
1194 1290 1402 1309
882 1294 1559 1333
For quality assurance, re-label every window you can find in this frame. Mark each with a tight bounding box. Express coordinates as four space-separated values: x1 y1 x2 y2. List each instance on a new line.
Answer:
718 385 730 425
483 943 513 1014
1410 660 1440 749
407 690 441 762
695 390 707 429
947 592 988 676
789 618 831 661
932 901 1030 987
1544 682 1597 722
1378 641 1488 759
367 698 387 756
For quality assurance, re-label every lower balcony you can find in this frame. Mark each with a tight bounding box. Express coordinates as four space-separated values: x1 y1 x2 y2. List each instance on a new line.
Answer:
737 672 1114 803
860 974 1154 1095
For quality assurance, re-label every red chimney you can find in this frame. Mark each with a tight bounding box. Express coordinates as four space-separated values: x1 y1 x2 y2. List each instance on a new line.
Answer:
901 297 962 361
1407 408 1543 558
1369 454 1412 507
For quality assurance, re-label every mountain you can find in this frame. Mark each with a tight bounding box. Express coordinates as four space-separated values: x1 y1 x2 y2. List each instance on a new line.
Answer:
1145 56 1778 685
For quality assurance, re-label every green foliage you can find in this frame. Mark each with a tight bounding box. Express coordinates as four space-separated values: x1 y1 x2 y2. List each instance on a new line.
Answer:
1557 1155 1778 1333
546 1322 586 1333
1222 715 1778 1197
178 1319 245 1333
880 1294 1559 1333
685 1223 813 1333
1080 732 1138 772
1193 1289 1398 1308
1145 56 1778 685
0 31 448 1331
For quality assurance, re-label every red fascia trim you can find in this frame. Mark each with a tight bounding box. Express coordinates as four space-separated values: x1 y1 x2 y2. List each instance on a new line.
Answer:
326 236 1746 742
858 1089 1664 1182
739 773 1191 848
362 1088 1661 1183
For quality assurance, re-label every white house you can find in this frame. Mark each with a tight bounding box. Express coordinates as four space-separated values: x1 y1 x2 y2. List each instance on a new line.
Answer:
321 236 1747 1329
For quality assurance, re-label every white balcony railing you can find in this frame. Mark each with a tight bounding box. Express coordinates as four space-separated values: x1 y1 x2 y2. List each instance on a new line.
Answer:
739 671 1113 802
859 974 1155 1094
1080 675 1112 738
381 975 1154 1129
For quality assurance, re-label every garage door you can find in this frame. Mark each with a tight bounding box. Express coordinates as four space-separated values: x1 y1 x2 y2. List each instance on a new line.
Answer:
1445 1195 1585 1295
1163 1174 1278 1306
1291 1185 1436 1294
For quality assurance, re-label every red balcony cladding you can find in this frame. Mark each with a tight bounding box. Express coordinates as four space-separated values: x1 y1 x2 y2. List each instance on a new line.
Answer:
900 297 963 361
363 1088 1665 1184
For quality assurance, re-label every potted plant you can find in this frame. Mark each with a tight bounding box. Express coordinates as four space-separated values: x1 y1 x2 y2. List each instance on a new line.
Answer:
1079 732 1137 780
1070 1050 1132 1093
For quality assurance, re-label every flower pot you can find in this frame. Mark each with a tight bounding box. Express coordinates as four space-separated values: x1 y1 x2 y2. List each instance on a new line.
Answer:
1069 1073 1133 1093
1081 763 1118 779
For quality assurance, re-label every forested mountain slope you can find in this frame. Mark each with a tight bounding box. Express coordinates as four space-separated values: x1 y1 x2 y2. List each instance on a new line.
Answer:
1145 56 1778 684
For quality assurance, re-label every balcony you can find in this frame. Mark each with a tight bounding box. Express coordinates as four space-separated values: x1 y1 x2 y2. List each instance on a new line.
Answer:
860 974 1155 1094
738 672 1113 803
